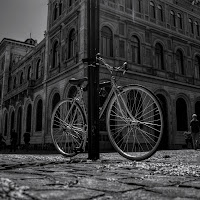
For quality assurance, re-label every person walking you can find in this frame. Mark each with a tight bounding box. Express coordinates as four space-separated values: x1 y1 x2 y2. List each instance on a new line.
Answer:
10 129 17 152
23 132 30 152
190 114 200 150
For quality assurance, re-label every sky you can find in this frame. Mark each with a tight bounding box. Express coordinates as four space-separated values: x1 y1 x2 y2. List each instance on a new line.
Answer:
0 0 48 43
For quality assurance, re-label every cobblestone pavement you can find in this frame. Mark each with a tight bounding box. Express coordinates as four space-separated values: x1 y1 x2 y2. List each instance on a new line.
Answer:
0 150 200 199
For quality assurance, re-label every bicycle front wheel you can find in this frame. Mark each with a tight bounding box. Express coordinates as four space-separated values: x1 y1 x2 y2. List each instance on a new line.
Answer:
106 85 163 161
51 99 87 157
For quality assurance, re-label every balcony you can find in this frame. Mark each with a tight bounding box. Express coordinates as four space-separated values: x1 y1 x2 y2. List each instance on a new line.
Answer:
3 80 35 102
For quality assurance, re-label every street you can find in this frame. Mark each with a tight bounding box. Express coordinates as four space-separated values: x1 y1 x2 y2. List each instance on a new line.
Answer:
0 150 200 199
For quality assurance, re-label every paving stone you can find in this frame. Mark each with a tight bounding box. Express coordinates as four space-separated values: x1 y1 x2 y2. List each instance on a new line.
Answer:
121 189 173 200
180 180 200 189
71 170 117 178
147 186 200 199
95 174 126 181
0 172 43 180
14 178 54 189
118 175 195 187
76 178 140 192
27 188 104 200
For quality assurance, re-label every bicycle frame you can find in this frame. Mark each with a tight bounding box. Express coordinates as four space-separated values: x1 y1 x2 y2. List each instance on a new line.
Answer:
73 74 135 123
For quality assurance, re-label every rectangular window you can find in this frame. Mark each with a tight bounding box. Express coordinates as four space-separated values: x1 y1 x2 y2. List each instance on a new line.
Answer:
126 0 132 10
119 40 125 58
119 23 125 35
136 0 142 13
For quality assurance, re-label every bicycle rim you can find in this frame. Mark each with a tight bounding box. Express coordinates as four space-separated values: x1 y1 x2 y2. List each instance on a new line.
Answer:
106 85 163 161
51 99 87 157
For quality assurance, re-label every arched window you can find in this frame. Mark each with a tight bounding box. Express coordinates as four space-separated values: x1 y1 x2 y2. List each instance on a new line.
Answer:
13 77 17 89
52 41 59 68
194 56 200 79
157 5 163 22
101 26 113 57
26 104 32 132
68 29 76 59
4 113 8 136
52 93 60 112
69 0 72 7
136 0 142 13
170 10 176 27
68 86 77 98
20 72 23 85
53 3 58 21
36 59 42 79
176 98 187 131
189 18 194 34
36 99 43 131
155 43 164 70
130 36 140 64
195 21 200 36
176 49 184 75
27 66 32 80
150 1 156 19
177 13 183 29
59 1 62 15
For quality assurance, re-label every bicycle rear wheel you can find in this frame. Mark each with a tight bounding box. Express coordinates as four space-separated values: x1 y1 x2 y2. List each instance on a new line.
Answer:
106 85 163 161
51 99 87 157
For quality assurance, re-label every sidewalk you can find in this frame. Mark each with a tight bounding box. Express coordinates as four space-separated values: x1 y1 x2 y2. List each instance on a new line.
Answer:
0 150 200 199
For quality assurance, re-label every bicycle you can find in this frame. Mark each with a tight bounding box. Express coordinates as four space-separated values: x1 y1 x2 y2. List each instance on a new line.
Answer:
51 54 164 161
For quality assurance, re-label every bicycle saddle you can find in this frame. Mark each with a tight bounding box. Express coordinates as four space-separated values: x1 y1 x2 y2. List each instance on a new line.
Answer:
69 77 88 86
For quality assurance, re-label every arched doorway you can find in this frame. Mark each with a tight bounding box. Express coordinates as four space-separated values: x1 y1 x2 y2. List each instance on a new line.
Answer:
156 94 169 149
176 98 188 131
17 107 22 145
195 101 200 122
26 104 32 132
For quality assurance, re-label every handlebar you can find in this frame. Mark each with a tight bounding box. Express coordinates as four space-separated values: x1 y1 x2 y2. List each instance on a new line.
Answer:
96 53 128 74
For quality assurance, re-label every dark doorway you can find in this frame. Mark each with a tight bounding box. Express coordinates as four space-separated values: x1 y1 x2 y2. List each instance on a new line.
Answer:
17 107 22 145
26 104 32 132
176 98 188 131
195 101 200 122
156 94 169 149
11 111 15 134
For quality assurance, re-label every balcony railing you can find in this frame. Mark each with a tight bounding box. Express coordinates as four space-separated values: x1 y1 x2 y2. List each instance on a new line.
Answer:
3 80 35 101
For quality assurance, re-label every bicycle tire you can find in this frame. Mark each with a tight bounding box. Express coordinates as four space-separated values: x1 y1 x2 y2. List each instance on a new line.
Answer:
51 99 87 157
106 85 163 161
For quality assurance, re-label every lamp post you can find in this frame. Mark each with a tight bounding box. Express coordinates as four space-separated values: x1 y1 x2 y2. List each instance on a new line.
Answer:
87 0 100 160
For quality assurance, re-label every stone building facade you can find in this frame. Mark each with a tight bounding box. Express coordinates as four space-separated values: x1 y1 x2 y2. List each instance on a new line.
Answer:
1 0 200 150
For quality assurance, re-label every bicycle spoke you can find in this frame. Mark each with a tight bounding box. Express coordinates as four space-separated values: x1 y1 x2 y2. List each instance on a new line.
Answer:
51 99 87 157
107 85 163 161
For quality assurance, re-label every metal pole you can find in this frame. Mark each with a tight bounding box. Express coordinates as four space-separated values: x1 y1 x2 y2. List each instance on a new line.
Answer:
87 0 100 160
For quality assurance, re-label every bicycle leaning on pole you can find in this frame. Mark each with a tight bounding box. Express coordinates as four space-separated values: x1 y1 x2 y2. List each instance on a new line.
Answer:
51 54 164 161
